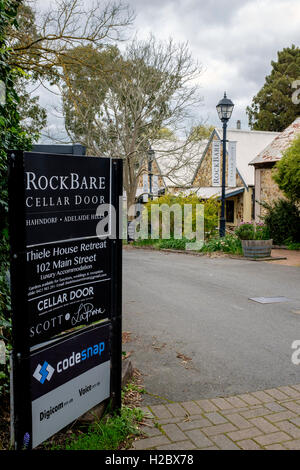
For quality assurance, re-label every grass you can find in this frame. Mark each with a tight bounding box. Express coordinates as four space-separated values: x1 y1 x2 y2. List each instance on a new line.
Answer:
50 406 144 451
132 234 243 255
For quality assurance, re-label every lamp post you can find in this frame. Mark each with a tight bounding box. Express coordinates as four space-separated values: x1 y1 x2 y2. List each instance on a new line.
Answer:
148 145 155 201
216 92 234 237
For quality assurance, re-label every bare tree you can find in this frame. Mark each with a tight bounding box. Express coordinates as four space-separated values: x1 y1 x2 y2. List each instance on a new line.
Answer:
7 0 134 80
59 35 204 209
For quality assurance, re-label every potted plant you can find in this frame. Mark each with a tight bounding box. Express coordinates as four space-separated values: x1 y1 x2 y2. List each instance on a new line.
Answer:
235 222 272 258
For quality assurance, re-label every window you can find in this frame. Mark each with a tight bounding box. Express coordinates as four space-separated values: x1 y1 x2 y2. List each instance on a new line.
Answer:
226 200 235 223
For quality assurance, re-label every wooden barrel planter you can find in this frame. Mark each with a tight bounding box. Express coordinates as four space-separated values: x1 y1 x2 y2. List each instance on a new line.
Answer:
241 239 273 258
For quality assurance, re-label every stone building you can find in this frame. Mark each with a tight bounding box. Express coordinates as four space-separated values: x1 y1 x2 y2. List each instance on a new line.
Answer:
249 117 300 221
132 125 280 231
190 126 279 228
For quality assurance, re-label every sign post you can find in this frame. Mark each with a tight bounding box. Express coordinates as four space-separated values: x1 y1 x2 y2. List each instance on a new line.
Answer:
8 151 122 449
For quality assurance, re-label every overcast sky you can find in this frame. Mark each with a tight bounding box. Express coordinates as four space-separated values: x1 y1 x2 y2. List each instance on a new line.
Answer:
35 0 300 141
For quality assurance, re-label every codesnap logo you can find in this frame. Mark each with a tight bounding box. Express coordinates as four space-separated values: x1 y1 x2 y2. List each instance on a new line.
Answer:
33 361 55 384
32 340 106 385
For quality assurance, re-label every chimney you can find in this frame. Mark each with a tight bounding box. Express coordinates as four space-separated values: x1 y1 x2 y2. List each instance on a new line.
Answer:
237 120 241 130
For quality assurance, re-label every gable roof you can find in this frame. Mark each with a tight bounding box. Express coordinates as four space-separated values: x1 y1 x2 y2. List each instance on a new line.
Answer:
216 128 279 186
249 117 300 166
192 127 279 187
153 139 209 188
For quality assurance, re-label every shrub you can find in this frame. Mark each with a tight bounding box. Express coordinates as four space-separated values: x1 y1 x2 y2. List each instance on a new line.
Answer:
261 198 300 245
272 134 300 203
234 223 255 240
143 193 220 240
234 222 270 241
200 235 242 255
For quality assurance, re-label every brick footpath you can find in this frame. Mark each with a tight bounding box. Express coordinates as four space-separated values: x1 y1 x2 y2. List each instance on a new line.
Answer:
131 384 300 450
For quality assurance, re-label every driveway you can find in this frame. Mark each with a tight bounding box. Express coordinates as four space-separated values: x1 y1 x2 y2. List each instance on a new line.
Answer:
122 247 300 405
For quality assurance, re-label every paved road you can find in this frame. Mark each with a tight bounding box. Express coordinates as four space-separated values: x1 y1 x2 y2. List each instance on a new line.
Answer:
122 248 300 405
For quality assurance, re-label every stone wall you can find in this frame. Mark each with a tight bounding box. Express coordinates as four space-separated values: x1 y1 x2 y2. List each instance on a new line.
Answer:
193 136 244 188
256 165 285 218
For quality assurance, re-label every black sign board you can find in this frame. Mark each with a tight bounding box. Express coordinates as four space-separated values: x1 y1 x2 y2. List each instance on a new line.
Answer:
8 151 123 450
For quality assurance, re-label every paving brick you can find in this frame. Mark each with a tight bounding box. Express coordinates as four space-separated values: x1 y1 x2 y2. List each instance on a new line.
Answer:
177 418 212 431
290 417 300 427
241 407 272 419
222 407 250 416
166 403 188 417
211 397 234 410
276 420 300 438
236 393 261 406
284 439 300 450
161 424 187 442
157 417 182 425
267 411 298 423
132 383 300 452
265 402 286 413
263 388 290 401
211 434 240 450
202 423 237 436
201 446 219 450
225 396 248 408
238 439 262 450
277 386 300 399
204 412 228 425
150 405 173 419
195 399 218 412
265 443 287 450
251 391 274 403
227 427 263 442
185 429 214 449
180 401 202 415
132 435 170 450
139 425 163 437
250 417 279 434
281 401 300 414
226 413 253 429
155 440 196 450
254 431 291 446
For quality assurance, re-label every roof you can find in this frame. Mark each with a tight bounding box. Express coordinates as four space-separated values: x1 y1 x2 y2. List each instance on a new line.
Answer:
249 117 300 166
177 186 244 199
153 139 209 188
214 128 279 186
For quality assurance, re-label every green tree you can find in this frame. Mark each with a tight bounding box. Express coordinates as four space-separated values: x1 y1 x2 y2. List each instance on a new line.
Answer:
272 134 300 202
189 124 214 140
247 45 300 132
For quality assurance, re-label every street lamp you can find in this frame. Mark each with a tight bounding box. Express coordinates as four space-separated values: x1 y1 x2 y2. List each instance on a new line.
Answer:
148 145 155 200
216 92 234 237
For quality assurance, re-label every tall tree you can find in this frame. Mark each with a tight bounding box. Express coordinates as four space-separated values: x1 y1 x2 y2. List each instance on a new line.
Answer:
59 36 203 209
247 45 300 132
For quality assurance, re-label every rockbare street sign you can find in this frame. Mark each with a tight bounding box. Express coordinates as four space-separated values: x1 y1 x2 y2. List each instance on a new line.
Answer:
8 151 122 450
21 152 113 346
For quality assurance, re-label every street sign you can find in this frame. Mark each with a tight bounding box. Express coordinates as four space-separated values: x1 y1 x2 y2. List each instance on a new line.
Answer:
30 323 110 448
10 152 116 346
8 150 123 449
